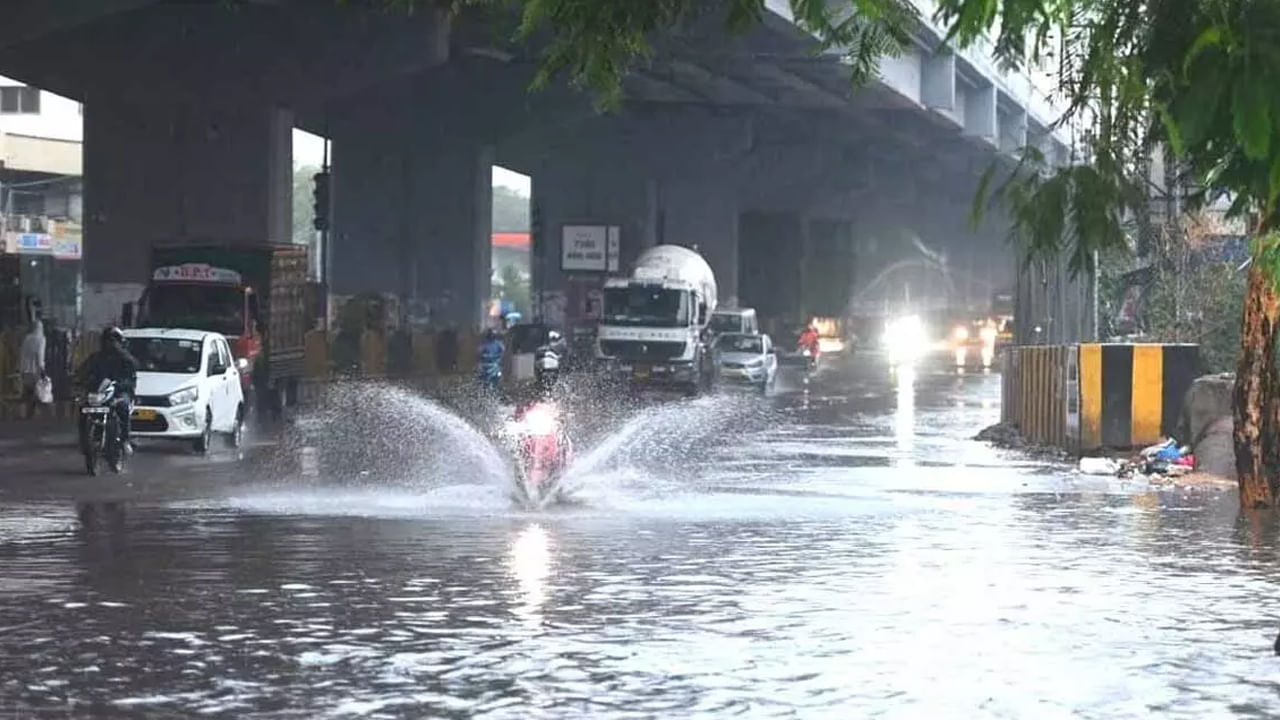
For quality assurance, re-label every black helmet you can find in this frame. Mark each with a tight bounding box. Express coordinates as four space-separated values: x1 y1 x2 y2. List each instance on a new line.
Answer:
101 325 124 349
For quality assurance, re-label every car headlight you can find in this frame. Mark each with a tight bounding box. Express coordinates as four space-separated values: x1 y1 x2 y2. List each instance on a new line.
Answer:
953 326 969 341
168 387 199 406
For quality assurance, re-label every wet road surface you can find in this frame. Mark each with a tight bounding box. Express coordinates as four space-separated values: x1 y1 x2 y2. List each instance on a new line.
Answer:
0 355 1271 719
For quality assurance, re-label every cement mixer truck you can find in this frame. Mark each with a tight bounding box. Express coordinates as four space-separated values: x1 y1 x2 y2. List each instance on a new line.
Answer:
595 245 718 394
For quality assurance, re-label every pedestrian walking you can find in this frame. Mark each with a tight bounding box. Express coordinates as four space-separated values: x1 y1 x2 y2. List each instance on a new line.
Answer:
19 319 48 419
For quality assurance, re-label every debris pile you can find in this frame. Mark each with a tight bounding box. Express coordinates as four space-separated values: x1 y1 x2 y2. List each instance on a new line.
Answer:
1078 438 1196 479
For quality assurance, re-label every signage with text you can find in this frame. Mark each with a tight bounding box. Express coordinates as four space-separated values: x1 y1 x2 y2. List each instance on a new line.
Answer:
153 263 243 285
561 225 608 271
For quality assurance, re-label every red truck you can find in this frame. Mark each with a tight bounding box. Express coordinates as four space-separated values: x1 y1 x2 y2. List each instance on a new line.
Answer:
133 244 310 413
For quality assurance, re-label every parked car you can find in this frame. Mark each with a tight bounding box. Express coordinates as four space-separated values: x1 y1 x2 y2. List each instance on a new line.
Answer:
122 328 247 453
713 332 778 391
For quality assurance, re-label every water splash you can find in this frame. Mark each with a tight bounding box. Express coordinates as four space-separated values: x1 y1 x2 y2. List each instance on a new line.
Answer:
278 382 512 490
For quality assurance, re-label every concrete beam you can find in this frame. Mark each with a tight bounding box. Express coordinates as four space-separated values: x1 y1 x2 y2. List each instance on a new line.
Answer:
0 0 156 50
963 83 997 146
921 52 957 116
998 106 1029 157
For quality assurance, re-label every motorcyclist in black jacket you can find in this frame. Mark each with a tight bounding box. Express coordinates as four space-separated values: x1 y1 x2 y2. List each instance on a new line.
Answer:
78 326 140 452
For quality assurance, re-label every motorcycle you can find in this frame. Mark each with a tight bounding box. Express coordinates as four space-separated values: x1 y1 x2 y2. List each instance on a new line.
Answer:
476 360 502 395
79 379 129 476
504 400 573 509
799 343 821 372
533 344 561 390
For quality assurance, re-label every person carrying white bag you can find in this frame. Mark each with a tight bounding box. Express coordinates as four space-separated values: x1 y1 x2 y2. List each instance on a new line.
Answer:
19 319 49 418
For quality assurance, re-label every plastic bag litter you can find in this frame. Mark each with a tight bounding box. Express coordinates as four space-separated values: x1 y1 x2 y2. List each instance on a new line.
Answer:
35 376 53 405
1079 457 1121 475
1141 438 1178 459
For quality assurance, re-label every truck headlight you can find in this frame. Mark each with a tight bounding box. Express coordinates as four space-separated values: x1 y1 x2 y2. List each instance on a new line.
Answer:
168 387 199 406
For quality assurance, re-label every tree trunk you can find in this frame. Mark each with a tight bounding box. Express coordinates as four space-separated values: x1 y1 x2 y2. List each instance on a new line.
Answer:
1234 261 1280 508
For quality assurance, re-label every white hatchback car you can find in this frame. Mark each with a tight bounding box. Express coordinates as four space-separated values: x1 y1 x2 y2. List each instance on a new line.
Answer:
122 328 247 453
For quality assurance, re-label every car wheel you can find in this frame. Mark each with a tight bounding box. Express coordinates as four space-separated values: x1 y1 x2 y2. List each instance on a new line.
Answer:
194 409 213 454
226 405 245 449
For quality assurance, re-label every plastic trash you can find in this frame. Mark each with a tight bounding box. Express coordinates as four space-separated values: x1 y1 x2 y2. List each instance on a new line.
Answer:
1141 438 1178 459
1153 445 1183 462
1174 454 1195 468
1079 457 1120 475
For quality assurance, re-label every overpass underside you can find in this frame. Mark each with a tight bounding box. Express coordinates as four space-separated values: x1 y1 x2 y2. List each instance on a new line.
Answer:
0 0 1076 335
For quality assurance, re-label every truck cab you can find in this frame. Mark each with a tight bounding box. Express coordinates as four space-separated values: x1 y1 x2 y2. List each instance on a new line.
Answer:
137 264 260 390
710 308 759 337
595 245 717 394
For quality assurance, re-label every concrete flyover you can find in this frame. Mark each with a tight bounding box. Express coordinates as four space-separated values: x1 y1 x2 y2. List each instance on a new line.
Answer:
0 0 1079 336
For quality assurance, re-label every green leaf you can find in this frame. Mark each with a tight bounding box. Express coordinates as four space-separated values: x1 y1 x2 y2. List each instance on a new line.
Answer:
1174 57 1226 147
1183 25 1223 75
1156 103 1185 157
1233 72 1272 160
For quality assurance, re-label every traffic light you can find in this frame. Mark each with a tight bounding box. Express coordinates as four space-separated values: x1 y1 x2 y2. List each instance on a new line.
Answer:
312 170 330 232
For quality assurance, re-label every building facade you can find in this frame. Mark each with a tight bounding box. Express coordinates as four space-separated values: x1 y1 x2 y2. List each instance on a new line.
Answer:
0 74 83 330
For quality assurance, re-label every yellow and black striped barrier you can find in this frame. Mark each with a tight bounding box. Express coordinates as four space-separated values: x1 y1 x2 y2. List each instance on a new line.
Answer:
1077 343 1200 451
1002 343 1200 453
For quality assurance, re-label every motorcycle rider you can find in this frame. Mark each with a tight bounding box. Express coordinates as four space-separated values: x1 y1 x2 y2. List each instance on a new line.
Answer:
798 321 821 358
533 330 568 393
477 328 505 393
77 326 139 454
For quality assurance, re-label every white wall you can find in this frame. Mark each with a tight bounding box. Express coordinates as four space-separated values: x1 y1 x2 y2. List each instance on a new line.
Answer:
0 75 82 142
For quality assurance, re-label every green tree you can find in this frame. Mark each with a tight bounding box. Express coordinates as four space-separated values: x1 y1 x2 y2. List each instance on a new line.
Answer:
497 263 532 318
492 184 530 232
293 164 319 246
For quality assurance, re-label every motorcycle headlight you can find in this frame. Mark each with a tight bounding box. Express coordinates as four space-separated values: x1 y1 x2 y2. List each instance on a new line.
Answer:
168 387 199 406
522 406 558 436
85 392 107 405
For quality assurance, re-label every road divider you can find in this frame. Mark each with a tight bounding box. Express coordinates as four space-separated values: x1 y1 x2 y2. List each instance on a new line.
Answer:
1003 343 1200 453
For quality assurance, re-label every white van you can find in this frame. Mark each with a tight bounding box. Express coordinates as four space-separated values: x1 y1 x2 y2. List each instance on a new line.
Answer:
709 308 759 336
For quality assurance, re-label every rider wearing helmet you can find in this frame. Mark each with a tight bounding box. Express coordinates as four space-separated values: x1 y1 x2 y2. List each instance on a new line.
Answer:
78 326 140 450
477 327 505 392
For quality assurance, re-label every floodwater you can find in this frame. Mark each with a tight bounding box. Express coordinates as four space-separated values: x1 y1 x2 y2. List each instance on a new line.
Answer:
1 358 1275 719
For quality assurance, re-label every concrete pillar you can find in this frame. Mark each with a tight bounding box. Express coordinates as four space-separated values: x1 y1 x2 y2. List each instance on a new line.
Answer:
332 129 494 331
330 133 409 297
531 164 658 320
83 98 292 298
658 177 740 307
411 141 494 331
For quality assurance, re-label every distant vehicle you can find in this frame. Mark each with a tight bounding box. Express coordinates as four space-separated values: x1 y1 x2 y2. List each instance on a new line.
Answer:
596 245 718 395
775 322 814 367
133 244 309 413
713 332 778 392
948 317 999 369
123 328 247 454
710 308 759 337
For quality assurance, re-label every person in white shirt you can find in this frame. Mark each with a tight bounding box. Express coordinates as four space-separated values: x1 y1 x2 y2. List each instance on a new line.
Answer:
19 319 47 419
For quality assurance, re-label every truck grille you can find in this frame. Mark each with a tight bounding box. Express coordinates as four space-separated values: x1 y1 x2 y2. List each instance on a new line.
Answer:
599 340 687 361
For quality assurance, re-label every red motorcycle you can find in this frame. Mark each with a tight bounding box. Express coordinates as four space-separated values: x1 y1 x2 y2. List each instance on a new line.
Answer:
797 329 821 372
507 401 573 508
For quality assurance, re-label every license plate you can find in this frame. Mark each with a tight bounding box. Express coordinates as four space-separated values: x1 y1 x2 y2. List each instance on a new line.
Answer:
81 407 109 415
133 408 157 421
633 365 651 379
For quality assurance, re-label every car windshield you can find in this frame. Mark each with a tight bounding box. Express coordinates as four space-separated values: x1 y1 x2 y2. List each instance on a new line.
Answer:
146 284 244 338
718 334 763 354
127 337 203 374
710 314 743 334
602 287 689 327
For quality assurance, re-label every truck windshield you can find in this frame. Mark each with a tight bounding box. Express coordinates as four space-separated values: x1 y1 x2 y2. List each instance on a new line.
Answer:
147 284 244 338
603 287 689 327
126 337 203 375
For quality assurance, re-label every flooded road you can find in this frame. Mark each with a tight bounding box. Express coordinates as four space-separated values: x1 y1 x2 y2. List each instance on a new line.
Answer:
1 358 1274 718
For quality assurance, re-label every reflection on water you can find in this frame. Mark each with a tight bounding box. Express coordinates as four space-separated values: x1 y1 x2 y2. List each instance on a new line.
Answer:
894 368 916 468
0 370 1267 718
509 523 553 627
